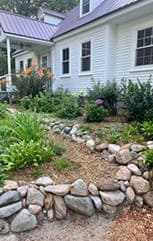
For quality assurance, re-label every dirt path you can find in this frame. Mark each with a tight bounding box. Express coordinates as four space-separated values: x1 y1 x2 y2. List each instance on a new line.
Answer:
17 213 112 241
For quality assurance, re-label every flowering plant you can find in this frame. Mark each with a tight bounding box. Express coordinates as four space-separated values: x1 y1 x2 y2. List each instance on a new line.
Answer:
95 99 104 105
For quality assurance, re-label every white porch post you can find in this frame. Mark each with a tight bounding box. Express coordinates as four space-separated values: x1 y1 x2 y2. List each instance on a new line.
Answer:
6 37 12 91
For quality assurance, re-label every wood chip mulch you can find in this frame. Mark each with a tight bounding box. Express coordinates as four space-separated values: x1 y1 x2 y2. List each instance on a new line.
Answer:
108 206 153 241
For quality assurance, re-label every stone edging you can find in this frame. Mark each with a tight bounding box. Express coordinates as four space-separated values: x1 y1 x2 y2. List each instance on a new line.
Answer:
0 118 152 235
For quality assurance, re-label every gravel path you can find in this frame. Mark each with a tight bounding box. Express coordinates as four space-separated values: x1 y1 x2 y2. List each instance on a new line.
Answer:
17 213 112 241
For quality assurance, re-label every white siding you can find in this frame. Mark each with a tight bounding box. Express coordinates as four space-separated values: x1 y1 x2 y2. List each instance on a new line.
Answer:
53 24 108 93
115 14 153 82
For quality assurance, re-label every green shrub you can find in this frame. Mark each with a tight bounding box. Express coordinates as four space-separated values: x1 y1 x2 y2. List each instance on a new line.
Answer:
87 80 119 115
120 79 153 121
0 163 5 186
141 121 153 139
1 141 55 171
54 157 73 172
56 95 82 119
142 150 153 167
0 103 7 119
85 102 107 122
20 96 32 110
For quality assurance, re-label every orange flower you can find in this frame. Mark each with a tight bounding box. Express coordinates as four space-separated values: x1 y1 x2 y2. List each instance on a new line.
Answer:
47 72 54 78
37 69 44 77
0 79 9 84
25 67 33 74
31 62 37 67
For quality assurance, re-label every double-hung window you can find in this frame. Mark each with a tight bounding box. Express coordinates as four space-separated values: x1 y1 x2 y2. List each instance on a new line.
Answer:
27 58 32 67
19 60 24 73
62 48 69 74
82 0 90 15
81 41 91 72
136 27 153 66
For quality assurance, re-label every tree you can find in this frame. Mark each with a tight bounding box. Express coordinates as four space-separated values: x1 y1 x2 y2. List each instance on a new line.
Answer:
0 0 79 16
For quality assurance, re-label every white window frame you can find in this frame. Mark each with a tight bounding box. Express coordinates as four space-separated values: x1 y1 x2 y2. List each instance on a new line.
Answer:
80 0 90 17
41 55 48 67
131 21 153 72
60 46 71 78
79 40 92 76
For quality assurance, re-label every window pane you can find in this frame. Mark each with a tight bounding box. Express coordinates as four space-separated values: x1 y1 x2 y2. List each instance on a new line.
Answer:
20 61 24 72
145 28 152 37
82 57 90 71
63 48 69 61
82 0 90 15
145 37 151 46
136 57 143 66
137 39 144 48
144 56 150 65
137 49 144 57
63 62 69 74
27 58 32 67
82 41 91 56
138 30 144 39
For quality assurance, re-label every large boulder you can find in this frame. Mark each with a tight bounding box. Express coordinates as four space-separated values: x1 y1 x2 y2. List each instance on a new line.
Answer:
116 166 131 181
71 179 88 196
0 202 22 219
35 176 53 186
88 183 99 196
11 209 37 233
64 195 95 217
98 180 120 191
130 176 150 194
53 196 67 220
95 143 108 152
127 164 141 176
0 220 9 234
116 149 133 165
90 196 102 211
0 191 20 207
108 144 120 154
143 191 153 207
26 188 44 207
45 184 70 196
100 191 125 206
131 144 147 153
126 187 135 203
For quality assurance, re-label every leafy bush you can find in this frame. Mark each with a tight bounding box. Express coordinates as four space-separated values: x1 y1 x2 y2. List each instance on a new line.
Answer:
0 113 44 145
87 81 119 115
0 103 7 119
16 65 53 99
54 157 73 172
120 79 153 121
0 163 5 186
20 96 32 110
141 121 153 139
85 101 107 122
142 150 153 167
1 141 55 171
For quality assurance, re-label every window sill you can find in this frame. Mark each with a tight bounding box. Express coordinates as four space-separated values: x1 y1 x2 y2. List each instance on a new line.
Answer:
78 72 93 76
60 74 71 78
130 66 153 73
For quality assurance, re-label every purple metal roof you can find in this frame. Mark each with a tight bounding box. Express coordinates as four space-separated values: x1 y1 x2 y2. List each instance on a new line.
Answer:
0 9 58 41
40 8 65 19
54 0 141 38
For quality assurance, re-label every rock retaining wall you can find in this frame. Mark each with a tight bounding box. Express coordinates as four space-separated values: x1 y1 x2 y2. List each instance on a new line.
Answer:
0 118 153 235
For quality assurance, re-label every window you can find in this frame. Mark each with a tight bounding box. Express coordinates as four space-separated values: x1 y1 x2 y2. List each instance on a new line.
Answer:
27 58 32 67
81 41 91 72
82 0 90 15
42 56 48 67
136 27 153 66
62 48 69 74
19 60 24 73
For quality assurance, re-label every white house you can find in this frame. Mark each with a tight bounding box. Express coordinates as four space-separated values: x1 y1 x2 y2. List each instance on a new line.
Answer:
0 0 153 92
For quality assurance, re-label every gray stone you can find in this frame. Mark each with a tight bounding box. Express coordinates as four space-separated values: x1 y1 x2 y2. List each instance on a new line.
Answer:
88 183 98 196
126 187 135 203
108 144 120 154
0 191 20 207
28 204 42 215
100 190 125 206
17 186 28 198
147 141 153 150
3 180 18 191
90 196 102 211
53 196 67 220
11 209 37 233
120 144 131 151
116 149 133 165
47 209 54 222
45 184 71 196
43 118 50 124
103 204 117 215
36 176 53 186
0 234 19 241
102 150 110 161
59 124 65 130
98 180 120 191
26 188 44 207
86 139 95 151
127 164 141 176
130 151 138 159
64 127 71 134
124 181 129 187
64 195 95 217
116 166 131 181
130 176 150 194
143 191 153 207
135 195 144 207
0 201 22 218
143 171 149 180
119 181 126 192
70 124 80 135
75 137 85 144
0 220 9 234
71 179 88 196
82 135 92 141
108 154 116 163
131 144 147 153
95 143 108 152
45 194 53 210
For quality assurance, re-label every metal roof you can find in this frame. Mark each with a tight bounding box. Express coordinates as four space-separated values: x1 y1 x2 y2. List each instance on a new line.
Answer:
0 9 58 41
54 0 141 38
